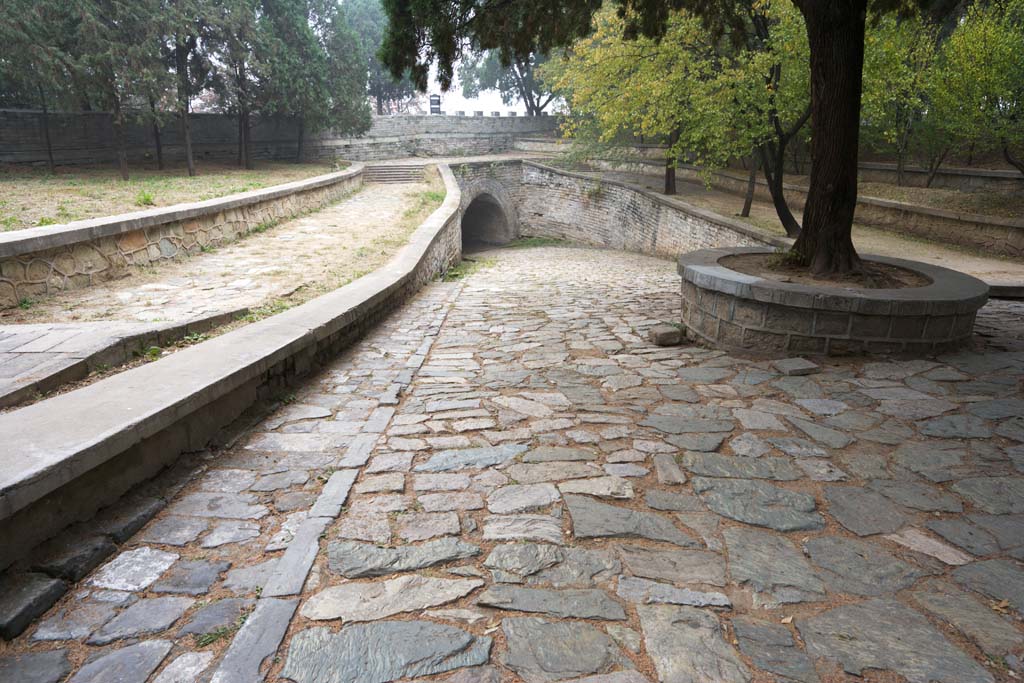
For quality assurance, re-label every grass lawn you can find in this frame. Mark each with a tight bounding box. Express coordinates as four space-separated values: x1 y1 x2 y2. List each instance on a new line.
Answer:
0 160 340 231
857 181 1023 219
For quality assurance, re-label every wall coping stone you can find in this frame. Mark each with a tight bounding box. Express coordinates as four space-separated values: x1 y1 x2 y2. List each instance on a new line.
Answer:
0 165 364 260
0 165 461 522
520 160 791 250
678 247 990 316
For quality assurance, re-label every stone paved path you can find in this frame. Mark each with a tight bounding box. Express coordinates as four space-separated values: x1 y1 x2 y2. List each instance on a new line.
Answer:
2 245 1024 683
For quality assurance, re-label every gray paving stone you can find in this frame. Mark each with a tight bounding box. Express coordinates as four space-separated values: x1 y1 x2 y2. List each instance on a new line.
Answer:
414 444 528 472
605 625 643 654
522 446 596 462
693 478 823 532
892 441 965 482
767 437 827 458
824 486 911 536
32 600 117 641
92 497 165 543
565 494 696 546
263 516 331 597
0 572 66 639
918 414 993 439
88 546 179 591
794 458 848 481
200 469 258 493
211 597 298 683
951 477 1024 514
487 484 561 513
251 469 309 492
201 520 261 547
729 432 770 457
774 357 819 376
723 527 825 608
665 432 727 452
682 452 801 480
168 492 269 519
997 416 1024 442
138 517 209 546
0 649 71 683
804 536 928 596
884 528 973 565
506 462 604 484
967 399 1024 420
69 640 172 683
398 512 461 541
639 415 733 434
152 652 216 683
281 621 491 683
88 597 193 645
302 575 483 621
639 605 750 683
328 538 480 578
798 598 993 683
501 617 629 683
618 545 726 586
477 585 626 619
223 559 277 595
867 479 963 512
482 514 565 544
440 665 503 683
356 473 405 494
152 560 230 595
616 576 729 607
420 492 485 511
651 454 687 484
910 581 1024 657
32 535 117 581
733 617 819 683
786 416 853 449
178 597 254 636
484 543 563 582
527 547 621 587
644 489 704 512
559 477 633 499
954 559 1024 615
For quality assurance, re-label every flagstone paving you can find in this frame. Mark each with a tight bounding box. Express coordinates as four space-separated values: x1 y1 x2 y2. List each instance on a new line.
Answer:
2 244 1024 683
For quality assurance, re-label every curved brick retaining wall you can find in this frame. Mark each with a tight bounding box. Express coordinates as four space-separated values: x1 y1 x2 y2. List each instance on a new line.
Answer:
0 166 364 309
679 247 990 355
0 165 463 569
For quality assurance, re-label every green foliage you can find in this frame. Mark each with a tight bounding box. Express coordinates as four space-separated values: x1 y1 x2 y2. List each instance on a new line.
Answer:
459 51 555 115
342 0 418 114
135 190 156 206
442 257 495 281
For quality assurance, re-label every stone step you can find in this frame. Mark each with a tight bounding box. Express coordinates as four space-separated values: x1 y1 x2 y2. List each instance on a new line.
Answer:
364 165 425 183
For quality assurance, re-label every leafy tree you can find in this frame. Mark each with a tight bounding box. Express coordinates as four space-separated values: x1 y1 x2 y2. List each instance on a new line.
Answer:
380 0 957 274
545 3 809 235
861 12 937 185
459 51 555 115
161 0 215 176
343 0 418 115
931 0 1024 176
207 0 264 168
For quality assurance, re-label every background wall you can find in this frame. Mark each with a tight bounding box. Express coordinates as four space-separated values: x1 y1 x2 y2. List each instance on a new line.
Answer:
0 110 559 166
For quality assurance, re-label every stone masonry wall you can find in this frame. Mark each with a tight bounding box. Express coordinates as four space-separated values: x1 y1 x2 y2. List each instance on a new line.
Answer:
0 109 558 166
0 170 363 308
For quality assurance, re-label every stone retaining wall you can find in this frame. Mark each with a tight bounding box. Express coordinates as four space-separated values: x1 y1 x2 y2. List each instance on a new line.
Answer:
0 165 464 568
679 248 990 356
0 167 364 309
0 109 558 166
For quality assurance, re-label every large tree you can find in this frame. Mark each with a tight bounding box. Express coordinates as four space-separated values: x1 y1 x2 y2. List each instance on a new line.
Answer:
459 50 555 115
381 0 950 274
343 0 418 115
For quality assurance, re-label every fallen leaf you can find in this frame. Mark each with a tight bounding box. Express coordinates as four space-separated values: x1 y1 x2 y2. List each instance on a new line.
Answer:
781 616 793 624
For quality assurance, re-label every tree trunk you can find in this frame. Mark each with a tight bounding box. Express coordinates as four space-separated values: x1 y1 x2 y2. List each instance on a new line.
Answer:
925 147 948 188
896 151 904 187
176 39 196 177
759 146 802 237
664 130 679 195
150 97 164 170
112 97 129 181
741 158 758 217
1004 143 1024 177
296 115 305 163
37 84 55 174
790 0 866 274
242 110 253 170
376 97 384 115
238 113 244 167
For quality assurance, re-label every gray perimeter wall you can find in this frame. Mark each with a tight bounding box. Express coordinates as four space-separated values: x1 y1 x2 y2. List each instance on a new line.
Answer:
0 109 558 166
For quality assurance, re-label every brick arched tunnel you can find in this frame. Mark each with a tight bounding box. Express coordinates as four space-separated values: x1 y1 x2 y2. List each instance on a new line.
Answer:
461 192 513 250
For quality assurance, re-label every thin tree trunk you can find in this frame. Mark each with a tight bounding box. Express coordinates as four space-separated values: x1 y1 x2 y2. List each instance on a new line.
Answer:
760 146 802 237
149 97 164 170
112 97 129 181
925 147 949 188
664 130 679 195
376 97 384 115
37 84 55 174
238 113 244 167
296 115 305 163
176 39 196 177
1004 143 1024 177
242 110 253 169
790 0 866 274
741 157 758 217
896 151 904 187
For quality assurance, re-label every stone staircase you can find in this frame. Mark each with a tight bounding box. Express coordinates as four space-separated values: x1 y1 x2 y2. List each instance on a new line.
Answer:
363 164 425 183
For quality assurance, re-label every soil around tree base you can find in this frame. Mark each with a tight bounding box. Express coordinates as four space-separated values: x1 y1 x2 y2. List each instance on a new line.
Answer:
720 252 932 289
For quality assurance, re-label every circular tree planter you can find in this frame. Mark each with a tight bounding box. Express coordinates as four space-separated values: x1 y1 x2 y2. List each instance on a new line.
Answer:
678 247 989 356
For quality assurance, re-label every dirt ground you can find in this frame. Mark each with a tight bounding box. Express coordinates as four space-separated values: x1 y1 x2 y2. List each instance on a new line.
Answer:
0 160 340 231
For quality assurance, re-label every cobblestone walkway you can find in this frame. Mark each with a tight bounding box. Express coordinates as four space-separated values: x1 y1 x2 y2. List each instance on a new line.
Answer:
2 245 1024 683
